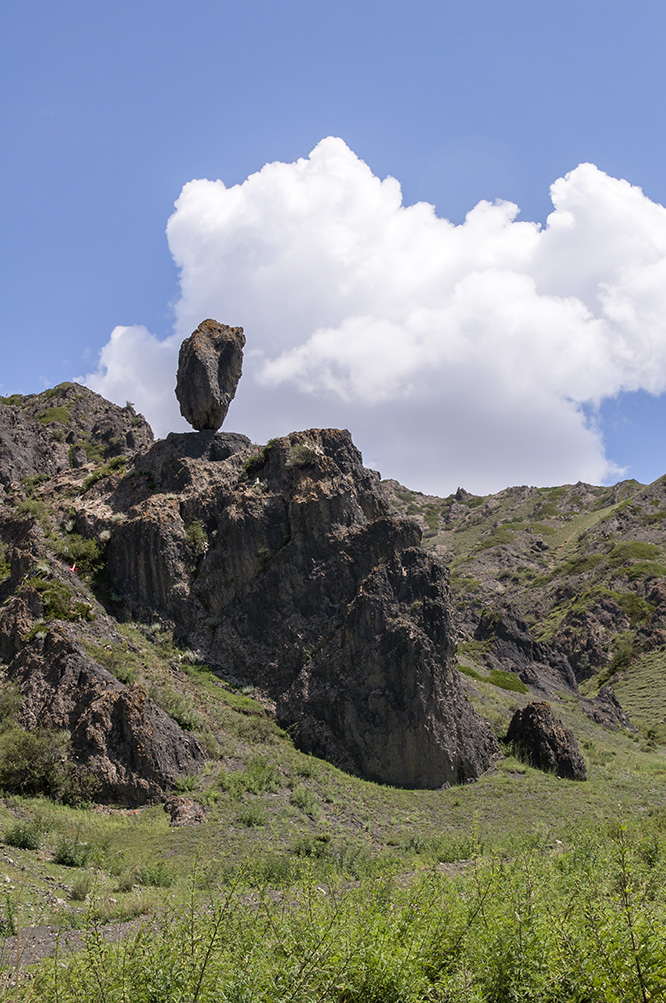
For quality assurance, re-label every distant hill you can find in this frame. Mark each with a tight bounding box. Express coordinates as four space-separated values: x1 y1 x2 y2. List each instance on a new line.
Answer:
383 475 666 741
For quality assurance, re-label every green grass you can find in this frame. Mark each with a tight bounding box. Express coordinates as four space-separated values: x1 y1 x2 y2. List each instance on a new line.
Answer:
36 405 70 424
13 817 666 1003
459 664 528 693
612 646 666 743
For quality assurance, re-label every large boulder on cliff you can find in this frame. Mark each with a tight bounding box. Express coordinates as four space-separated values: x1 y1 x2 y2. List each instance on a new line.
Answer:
94 427 499 788
175 320 245 431
507 701 587 780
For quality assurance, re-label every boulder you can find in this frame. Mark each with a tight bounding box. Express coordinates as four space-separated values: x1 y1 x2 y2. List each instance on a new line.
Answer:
506 701 586 780
175 320 245 431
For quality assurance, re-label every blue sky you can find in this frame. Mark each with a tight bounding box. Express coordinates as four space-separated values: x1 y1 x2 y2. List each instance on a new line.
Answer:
3 1 666 494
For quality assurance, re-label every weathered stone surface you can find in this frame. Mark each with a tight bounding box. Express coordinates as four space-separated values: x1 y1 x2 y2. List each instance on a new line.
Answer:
0 403 67 490
580 686 636 732
163 795 209 826
103 428 499 788
474 605 577 694
176 320 245 431
507 701 587 780
0 384 153 494
0 523 205 805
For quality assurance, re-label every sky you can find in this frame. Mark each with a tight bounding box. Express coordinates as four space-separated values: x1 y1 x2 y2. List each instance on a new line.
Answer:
2 0 666 496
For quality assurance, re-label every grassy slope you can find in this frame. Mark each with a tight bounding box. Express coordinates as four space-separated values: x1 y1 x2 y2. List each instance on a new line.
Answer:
1 419 666 997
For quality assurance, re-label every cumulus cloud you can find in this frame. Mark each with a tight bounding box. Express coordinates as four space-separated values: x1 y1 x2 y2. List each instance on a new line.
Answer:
84 137 666 495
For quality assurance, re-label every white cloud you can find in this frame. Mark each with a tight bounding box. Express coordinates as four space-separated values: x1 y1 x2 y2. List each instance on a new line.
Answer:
84 137 666 495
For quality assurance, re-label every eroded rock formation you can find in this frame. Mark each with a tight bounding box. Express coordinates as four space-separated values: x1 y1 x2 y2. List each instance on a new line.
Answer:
507 701 587 780
175 320 245 431
0 524 205 803
0 384 153 494
94 427 499 788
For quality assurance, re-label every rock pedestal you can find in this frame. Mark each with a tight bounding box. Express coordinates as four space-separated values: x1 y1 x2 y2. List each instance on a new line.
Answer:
175 320 245 431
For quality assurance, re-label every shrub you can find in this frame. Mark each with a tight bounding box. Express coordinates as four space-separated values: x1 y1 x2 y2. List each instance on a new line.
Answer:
0 896 17 936
23 575 96 623
609 540 661 565
36 406 69 424
137 860 173 888
0 727 71 797
69 873 93 901
185 519 208 556
0 543 9 581
243 440 275 478
0 680 22 725
55 533 106 578
237 805 267 827
3 817 45 851
290 784 320 819
150 684 200 731
242 755 279 793
286 443 319 468
54 835 89 868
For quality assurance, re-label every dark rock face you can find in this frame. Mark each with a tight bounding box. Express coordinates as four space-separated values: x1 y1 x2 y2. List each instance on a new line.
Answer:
0 403 67 490
507 701 587 780
475 606 577 693
102 428 499 788
0 523 205 805
175 320 245 431
580 687 636 732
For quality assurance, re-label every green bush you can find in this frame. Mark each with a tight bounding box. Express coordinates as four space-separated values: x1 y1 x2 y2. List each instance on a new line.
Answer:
137 860 173 888
36 406 69 424
23 575 96 623
54 834 90 868
0 680 22 725
237 805 267 827
185 519 208 556
69 873 93 901
242 440 275 477
0 543 9 581
3 816 45 851
55 532 106 578
609 540 661 565
0 727 71 797
290 783 320 819
286 443 319 468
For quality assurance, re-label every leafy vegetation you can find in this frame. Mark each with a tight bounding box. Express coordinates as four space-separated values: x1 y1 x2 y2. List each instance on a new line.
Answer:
7 818 665 1003
36 405 69 425
22 575 96 624
286 442 319 468
459 664 529 693
243 440 276 477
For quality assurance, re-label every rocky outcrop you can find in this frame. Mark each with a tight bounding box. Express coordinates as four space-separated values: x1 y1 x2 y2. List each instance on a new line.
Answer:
11 628 205 804
506 701 587 780
474 605 576 694
99 428 499 788
580 687 636 732
175 320 245 430
0 521 205 804
0 384 153 492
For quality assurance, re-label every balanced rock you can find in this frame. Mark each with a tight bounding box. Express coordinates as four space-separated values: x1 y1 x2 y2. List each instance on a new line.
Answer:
176 320 245 431
507 701 587 780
